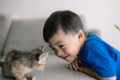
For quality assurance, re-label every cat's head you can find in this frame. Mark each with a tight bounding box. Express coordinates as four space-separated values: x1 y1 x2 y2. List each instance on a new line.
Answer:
31 46 48 70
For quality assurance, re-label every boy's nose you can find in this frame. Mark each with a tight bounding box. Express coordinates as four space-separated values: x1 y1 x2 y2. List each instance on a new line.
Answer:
56 50 64 57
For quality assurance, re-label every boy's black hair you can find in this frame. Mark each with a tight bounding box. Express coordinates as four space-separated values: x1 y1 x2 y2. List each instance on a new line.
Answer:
43 10 84 42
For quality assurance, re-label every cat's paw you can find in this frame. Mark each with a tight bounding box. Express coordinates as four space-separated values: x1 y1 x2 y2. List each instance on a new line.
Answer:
21 78 27 80
32 76 36 80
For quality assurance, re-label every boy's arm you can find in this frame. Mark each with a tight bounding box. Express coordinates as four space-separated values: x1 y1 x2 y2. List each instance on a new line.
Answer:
80 66 116 80
79 66 99 78
69 58 116 80
69 58 99 78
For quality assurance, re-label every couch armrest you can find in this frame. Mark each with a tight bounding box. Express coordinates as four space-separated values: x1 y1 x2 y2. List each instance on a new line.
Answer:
0 14 12 57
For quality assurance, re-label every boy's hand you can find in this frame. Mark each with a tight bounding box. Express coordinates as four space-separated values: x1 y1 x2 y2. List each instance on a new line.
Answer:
69 58 82 71
68 58 99 78
69 59 116 80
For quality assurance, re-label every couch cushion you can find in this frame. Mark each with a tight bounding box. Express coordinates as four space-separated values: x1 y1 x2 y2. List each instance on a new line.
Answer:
4 18 50 56
0 14 12 57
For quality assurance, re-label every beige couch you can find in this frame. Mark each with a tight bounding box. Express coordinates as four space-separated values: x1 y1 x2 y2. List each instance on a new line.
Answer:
0 15 50 58
0 14 96 80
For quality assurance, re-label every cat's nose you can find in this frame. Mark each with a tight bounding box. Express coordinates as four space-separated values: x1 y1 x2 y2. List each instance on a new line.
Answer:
37 64 45 70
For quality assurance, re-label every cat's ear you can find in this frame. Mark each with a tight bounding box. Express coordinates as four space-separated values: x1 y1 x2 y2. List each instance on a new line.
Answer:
39 52 48 64
37 52 48 70
40 45 44 52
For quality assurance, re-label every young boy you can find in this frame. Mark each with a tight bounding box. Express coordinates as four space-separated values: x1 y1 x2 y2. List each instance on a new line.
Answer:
43 10 120 80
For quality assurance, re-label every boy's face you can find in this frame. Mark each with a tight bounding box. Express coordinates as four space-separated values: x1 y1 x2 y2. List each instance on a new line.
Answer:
48 28 86 62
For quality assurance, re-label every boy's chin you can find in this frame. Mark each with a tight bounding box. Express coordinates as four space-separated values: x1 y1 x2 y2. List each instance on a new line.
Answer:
65 59 71 62
64 58 74 62
69 57 77 62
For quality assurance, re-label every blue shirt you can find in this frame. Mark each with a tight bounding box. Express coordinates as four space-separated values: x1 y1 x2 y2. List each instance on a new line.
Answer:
78 33 120 80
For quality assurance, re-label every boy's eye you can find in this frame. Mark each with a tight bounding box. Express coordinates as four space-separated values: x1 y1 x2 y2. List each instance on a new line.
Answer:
59 45 64 48
51 48 57 54
51 47 55 51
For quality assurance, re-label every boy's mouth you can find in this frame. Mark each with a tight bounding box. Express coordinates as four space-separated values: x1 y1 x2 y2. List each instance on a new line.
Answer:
63 55 69 60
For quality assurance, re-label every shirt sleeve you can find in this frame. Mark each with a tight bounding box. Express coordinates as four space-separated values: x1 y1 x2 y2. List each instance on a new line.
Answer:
86 44 116 78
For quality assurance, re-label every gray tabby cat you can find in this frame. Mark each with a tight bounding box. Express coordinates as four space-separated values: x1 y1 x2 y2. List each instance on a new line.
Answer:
0 46 48 80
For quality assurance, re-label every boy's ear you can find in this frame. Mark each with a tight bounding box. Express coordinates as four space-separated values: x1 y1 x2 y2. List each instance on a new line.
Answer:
77 29 85 39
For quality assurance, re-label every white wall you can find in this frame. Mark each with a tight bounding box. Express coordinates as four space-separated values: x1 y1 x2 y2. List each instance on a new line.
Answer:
0 0 120 49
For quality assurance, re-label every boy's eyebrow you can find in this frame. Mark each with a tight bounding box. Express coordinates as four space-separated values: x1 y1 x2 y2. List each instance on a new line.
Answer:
49 41 62 47
55 41 62 45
